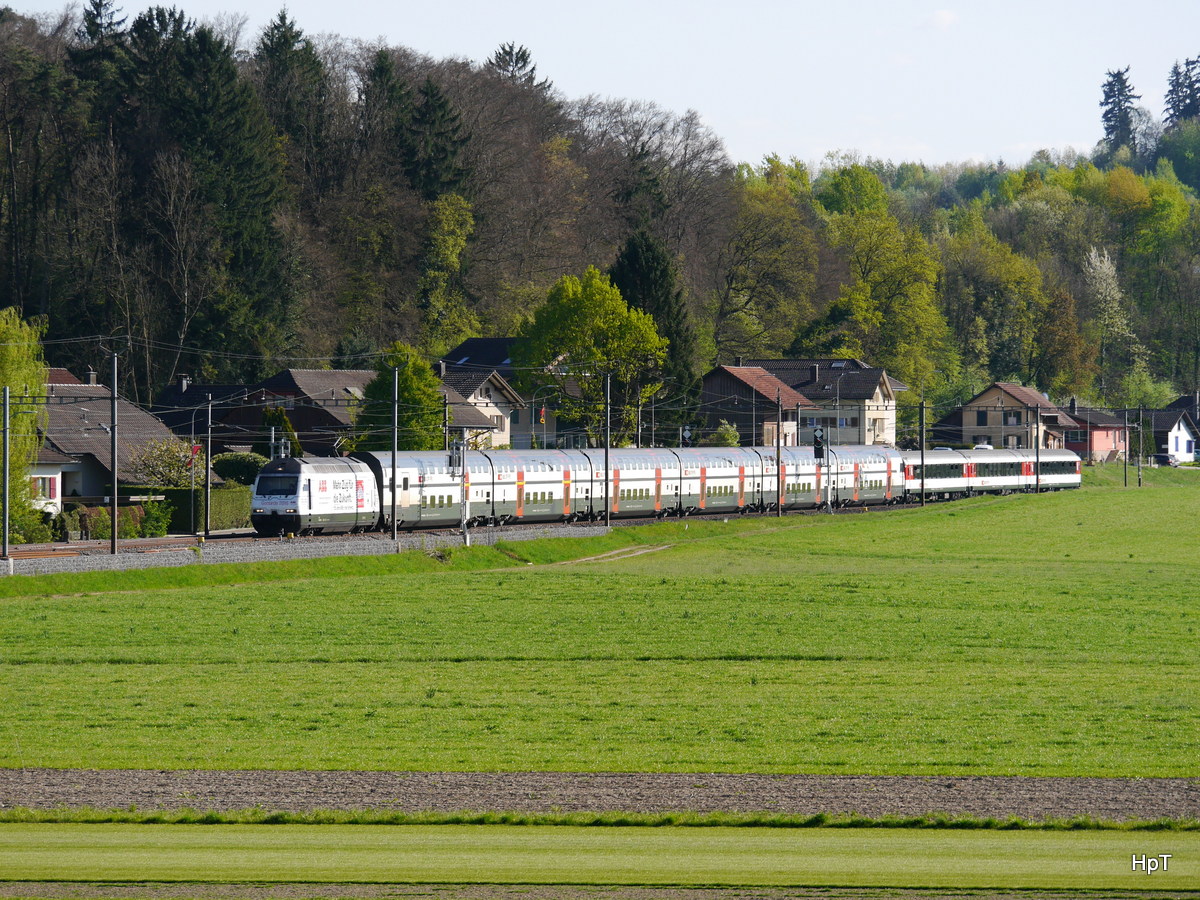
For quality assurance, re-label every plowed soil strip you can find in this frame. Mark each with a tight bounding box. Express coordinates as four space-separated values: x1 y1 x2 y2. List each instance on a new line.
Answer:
2 770 1198 821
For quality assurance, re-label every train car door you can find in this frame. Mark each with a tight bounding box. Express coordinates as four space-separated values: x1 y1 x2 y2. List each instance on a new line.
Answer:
698 467 707 510
737 466 745 509
853 463 860 502
516 469 525 519
562 469 572 518
654 468 662 512
885 457 893 500
611 468 620 514
778 461 786 508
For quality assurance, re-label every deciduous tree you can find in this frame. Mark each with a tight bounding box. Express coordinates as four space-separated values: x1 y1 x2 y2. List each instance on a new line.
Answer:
511 267 667 445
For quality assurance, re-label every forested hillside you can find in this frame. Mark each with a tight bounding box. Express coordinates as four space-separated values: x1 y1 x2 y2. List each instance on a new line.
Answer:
4 1 1200 412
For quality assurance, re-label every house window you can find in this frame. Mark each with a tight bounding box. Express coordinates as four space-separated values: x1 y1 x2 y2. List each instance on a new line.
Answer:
1004 412 1021 426
976 410 987 426
1065 430 1086 442
31 476 55 500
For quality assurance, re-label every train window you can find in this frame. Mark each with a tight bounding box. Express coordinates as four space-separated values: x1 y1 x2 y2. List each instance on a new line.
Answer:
420 495 427 509
402 477 410 490
256 475 298 496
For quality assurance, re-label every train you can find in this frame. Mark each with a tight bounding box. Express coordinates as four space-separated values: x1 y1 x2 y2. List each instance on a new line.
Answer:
250 445 1083 536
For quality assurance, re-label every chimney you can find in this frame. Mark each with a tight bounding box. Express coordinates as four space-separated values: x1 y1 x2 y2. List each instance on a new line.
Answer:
178 374 190 393
1069 396 1077 414
734 356 744 367
811 364 820 383
85 367 97 386
438 359 447 377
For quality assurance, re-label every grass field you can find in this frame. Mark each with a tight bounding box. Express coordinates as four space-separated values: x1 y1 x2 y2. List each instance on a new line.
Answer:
1 824 1195 889
1 468 1196 776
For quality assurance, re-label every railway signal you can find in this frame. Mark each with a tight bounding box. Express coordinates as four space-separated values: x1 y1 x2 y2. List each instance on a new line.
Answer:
813 427 825 460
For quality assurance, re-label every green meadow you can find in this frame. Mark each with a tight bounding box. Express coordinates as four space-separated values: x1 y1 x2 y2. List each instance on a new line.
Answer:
1 823 1195 890
1 468 1197 775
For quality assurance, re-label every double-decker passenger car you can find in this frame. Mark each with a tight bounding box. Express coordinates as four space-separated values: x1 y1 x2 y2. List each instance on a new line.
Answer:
251 445 1081 535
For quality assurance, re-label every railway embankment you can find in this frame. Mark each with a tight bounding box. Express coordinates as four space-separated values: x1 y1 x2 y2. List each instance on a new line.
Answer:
1 524 611 578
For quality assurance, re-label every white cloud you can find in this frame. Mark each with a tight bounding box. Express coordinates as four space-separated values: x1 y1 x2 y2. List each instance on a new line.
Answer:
931 9 959 30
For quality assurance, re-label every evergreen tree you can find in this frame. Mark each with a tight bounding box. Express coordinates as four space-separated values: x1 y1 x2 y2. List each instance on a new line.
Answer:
403 77 470 201
486 42 553 94
252 11 332 204
1100 66 1141 154
356 48 412 173
608 227 699 421
418 193 478 355
1164 58 1200 127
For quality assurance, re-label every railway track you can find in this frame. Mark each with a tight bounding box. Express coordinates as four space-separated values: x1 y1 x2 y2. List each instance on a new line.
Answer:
3 501 921 562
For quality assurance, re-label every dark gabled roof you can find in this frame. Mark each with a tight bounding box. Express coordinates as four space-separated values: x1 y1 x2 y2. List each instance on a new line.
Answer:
742 357 907 401
439 384 497 430
1064 407 1126 429
47 368 81 385
256 369 374 402
439 365 525 405
42 384 182 482
1116 408 1199 437
443 338 518 376
152 383 254 434
714 366 818 408
35 446 77 466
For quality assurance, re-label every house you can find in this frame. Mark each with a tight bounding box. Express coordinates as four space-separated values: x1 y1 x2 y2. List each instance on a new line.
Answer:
442 337 519 382
738 358 907 446
1062 399 1129 463
700 366 818 445
1118 408 1198 463
437 361 532 448
29 447 79 515
937 383 1072 450
157 368 500 457
42 370 189 500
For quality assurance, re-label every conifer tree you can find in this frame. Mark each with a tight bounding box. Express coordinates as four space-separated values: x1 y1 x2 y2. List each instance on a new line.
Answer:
1100 66 1141 153
1164 58 1200 127
403 77 470 201
608 228 699 421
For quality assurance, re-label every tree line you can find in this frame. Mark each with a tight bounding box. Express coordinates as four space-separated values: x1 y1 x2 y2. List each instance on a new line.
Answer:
4 1 1200 422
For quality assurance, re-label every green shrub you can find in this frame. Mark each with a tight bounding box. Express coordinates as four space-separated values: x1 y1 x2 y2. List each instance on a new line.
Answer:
141 500 173 537
212 452 269 485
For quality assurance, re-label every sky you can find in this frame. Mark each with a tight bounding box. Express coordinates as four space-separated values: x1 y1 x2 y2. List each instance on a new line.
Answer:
14 0 1200 168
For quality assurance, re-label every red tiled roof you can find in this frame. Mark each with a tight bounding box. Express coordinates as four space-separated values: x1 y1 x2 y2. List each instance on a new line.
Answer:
720 367 818 408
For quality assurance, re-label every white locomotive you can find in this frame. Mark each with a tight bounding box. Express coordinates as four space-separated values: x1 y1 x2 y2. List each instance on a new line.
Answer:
250 445 1081 536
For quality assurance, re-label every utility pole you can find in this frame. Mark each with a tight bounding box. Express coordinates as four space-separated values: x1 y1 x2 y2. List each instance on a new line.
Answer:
391 365 398 541
110 350 118 555
776 387 783 517
1137 406 1143 487
1034 405 1041 492
604 373 611 528
2 387 8 561
919 400 926 507
204 394 213 538
443 395 449 452
1123 408 1129 487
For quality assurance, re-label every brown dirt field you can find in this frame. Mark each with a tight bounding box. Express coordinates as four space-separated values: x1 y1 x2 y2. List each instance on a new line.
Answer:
3 884 1198 900
2 769 1198 822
